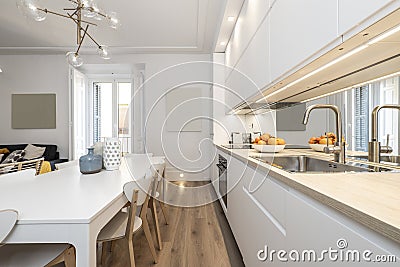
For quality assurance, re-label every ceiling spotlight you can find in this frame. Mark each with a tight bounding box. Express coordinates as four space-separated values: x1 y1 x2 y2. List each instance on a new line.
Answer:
220 41 226 46
227 16 235 22
0 68 3 73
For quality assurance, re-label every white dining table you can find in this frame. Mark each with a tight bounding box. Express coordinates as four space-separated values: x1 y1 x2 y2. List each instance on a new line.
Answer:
0 155 154 267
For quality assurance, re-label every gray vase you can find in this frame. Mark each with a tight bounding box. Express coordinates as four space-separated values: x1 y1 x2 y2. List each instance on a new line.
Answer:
79 147 102 174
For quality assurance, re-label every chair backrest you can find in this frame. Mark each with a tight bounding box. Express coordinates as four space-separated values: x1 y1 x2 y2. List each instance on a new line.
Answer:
0 158 44 176
55 160 79 170
123 169 157 206
0 209 18 243
123 170 158 239
150 157 166 176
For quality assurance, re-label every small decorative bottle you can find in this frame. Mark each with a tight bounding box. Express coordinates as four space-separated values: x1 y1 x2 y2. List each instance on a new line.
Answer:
79 147 102 174
103 138 121 170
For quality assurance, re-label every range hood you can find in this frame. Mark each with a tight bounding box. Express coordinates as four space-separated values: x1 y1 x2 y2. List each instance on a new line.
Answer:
229 102 301 115
240 8 400 113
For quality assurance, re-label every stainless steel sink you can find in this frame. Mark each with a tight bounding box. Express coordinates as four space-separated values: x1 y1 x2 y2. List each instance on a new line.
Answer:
250 155 373 173
348 155 400 166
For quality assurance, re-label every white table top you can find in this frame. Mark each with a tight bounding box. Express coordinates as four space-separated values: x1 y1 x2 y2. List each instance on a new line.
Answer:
0 156 153 225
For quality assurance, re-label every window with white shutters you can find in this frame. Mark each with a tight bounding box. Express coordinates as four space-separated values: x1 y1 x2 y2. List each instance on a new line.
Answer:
354 86 369 152
93 83 101 143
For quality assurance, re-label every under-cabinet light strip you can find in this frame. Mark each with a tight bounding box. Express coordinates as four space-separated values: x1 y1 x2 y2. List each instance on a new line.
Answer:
367 24 400 45
256 23 400 103
299 70 400 103
256 44 369 103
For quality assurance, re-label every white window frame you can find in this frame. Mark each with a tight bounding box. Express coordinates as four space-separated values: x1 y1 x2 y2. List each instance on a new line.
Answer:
87 76 134 152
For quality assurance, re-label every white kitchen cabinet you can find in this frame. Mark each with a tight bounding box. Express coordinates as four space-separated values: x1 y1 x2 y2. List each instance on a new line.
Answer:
248 169 288 229
227 157 287 266
235 17 271 97
239 187 287 267
285 189 400 266
227 156 251 237
225 18 270 109
225 0 271 77
338 0 396 39
222 146 400 266
269 0 338 83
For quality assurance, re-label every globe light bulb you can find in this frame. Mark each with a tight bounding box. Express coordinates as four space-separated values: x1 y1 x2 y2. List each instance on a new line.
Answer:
17 0 47 22
97 46 110 60
66 52 83 67
107 12 120 29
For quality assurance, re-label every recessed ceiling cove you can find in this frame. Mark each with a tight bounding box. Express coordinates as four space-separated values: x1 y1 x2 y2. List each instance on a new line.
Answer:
0 0 226 54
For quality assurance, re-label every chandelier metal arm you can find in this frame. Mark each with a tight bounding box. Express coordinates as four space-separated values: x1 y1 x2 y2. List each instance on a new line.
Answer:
76 24 89 54
67 0 79 5
17 0 117 66
67 13 101 48
37 7 97 26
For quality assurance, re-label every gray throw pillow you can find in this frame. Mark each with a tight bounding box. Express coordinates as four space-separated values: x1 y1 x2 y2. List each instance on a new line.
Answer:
24 144 46 160
1 150 26 164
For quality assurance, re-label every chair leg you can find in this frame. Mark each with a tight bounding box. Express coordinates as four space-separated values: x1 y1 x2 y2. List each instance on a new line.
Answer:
142 220 158 263
158 199 169 225
64 246 76 267
46 245 75 267
127 238 136 267
101 242 109 266
150 198 162 250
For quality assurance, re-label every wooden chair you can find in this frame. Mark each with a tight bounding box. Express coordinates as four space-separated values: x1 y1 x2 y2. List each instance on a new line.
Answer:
55 160 79 170
0 158 44 176
0 209 75 267
97 170 159 267
124 153 165 250
149 156 168 251
151 156 168 223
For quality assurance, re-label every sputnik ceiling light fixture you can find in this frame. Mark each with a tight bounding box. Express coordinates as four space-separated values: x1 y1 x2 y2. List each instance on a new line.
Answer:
16 0 120 67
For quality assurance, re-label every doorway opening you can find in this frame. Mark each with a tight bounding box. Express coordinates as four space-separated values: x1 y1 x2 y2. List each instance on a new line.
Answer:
69 64 134 160
91 80 133 155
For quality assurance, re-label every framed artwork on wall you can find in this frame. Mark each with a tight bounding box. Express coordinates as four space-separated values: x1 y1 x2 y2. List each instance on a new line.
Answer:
12 93 56 129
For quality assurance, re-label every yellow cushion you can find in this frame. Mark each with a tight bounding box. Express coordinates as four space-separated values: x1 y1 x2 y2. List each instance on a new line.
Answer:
39 161 52 174
0 148 10 154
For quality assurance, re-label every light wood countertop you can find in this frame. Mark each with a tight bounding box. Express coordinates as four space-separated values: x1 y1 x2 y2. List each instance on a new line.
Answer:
216 144 400 244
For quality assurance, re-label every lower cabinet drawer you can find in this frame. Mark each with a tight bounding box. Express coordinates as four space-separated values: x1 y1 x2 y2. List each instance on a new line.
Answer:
233 186 286 267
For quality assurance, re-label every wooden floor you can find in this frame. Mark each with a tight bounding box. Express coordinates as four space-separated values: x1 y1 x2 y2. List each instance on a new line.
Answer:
97 181 244 267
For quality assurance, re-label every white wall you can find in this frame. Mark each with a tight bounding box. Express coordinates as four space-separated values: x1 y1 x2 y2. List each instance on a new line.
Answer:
81 53 215 181
0 53 215 181
0 55 69 158
213 53 248 144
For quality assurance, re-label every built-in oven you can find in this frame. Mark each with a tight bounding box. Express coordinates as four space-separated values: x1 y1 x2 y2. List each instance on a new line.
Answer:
216 154 227 209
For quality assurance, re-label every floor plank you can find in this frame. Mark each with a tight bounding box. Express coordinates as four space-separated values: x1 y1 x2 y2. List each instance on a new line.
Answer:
59 181 245 267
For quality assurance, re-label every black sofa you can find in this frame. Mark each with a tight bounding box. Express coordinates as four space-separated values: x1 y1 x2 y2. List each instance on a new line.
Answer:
0 144 65 170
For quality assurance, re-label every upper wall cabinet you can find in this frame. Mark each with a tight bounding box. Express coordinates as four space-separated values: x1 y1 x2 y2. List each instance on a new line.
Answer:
338 0 395 38
225 0 271 77
225 18 270 109
270 0 339 83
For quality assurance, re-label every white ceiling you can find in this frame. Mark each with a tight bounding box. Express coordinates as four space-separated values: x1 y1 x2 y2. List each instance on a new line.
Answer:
0 0 228 54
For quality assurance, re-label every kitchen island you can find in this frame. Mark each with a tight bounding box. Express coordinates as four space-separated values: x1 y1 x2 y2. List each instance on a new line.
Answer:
215 144 400 266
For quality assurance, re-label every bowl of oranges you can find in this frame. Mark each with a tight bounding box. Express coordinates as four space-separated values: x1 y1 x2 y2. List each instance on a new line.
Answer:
253 133 286 153
308 132 346 152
